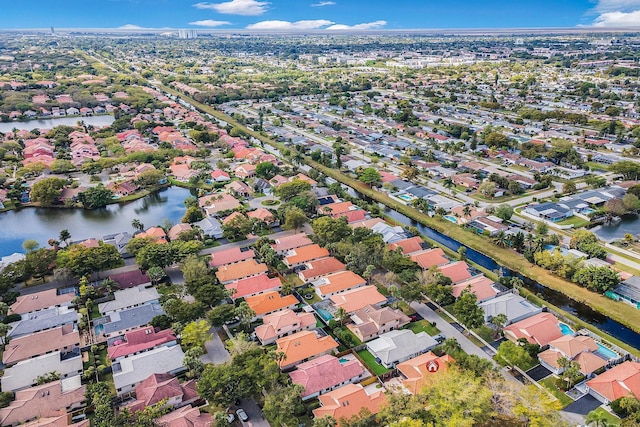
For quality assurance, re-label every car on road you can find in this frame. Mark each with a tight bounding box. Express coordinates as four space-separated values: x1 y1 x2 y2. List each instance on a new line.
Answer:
236 408 249 422
433 334 446 343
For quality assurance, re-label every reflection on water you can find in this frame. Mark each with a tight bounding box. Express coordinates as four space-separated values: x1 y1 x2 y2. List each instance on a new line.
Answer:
0 186 192 256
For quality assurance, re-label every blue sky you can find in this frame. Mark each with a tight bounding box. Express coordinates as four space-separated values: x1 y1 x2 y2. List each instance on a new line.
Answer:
2 0 640 29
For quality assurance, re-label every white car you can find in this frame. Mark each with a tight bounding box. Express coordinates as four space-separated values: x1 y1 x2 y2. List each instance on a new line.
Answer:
236 408 249 422
226 413 235 423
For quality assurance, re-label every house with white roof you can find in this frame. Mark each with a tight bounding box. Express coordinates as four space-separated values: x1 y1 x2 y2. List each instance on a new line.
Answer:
1 351 83 392
112 344 185 395
98 285 160 316
366 329 437 368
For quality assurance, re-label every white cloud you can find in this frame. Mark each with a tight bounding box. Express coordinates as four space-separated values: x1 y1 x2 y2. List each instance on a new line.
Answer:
189 19 232 27
193 0 269 16
593 0 640 12
311 1 335 6
593 10 640 26
119 24 146 29
326 20 387 30
247 19 334 30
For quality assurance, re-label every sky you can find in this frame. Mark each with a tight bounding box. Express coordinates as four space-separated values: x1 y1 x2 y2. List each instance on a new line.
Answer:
2 0 640 30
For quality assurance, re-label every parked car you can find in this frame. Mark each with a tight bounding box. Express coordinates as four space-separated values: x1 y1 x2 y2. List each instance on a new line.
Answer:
226 413 235 423
433 334 446 344
236 408 249 422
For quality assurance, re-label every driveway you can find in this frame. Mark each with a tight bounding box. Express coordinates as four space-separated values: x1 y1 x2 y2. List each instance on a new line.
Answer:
248 195 280 210
563 394 602 416
236 398 270 427
200 327 230 365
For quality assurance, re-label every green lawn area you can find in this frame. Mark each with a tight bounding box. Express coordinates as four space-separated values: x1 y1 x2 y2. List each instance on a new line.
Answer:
397 301 416 315
555 216 590 228
357 349 390 376
588 407 620 426
405 319 440 336
298 286 321 304
584 161 608 172
472 325 495 343
285 273 303 287
539 377 574 408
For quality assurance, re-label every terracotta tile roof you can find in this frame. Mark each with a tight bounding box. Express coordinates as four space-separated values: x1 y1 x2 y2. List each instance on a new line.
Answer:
438 261 472 283
312 383 387 425
108 327 176 360
3 325 79 366
167 223 192 241
137 227 167 241
245 291 298 316
349 305 411 341
276 330 339 368
18 415 89 427
255 309 316 344
209 246 255 268
539 348 607 376
10 289 74 315
321 201 357 216
452 275 497 301
299 257 346 281
285 244 330 266
349 218 386 230
222 211 247 225
315 271 366 297
503 312 564 347
247 208 275 223
215 259 268 284
198 193 241 214
0 380 86 427
154 405 213 427
409 248 448 270
587 361 640 402
329 286 387 313
549 335 599 358
397 352 455 395
131 373 198 408
388 236 425 255
225 273 282 299
289 354 364 399
292 173 317 186
272 234 314 253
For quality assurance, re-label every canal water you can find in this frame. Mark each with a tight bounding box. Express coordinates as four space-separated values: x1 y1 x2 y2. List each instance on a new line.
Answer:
0 186 193 257
0 115 115 133
383 207 640 349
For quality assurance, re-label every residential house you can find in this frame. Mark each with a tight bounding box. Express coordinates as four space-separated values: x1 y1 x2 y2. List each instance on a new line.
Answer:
478 291 542 324
107 270 150 290
272 234 314 256
96 303 165 339
367 329 438 368
107 180 139 198
210 170 231 182
312 383 387 425
3 324 79 367
170 164 199 183
524 202 573 222
0 378 86 427
108 327 177 361
215 259 268 284
329 286 387 314
284 244 330 268
102 232 133 256
234 163 256 178
245 291 298 320
410 248 449 270
438 261 473 283
586 361 640 403
396 352 455 395
9 289 75 315
98 285 160 316
299 257 347 282
538 335 607 376
210 246 256 268
451 173 479 189
289 355 367 401
467 216 509 236
313 271 367 299
8 306 78 339
153 405 213 427
194 217 224 239
348 305 411 342
388 237 426 255
247 208 278 226
1 350 83 392
198 193 241 216
452 275 499 302
126 373 199 413
225 273 282 300
503 312 564 347
276 330 339 371
254 309 316 345
167 223 192 241
112 345 185 395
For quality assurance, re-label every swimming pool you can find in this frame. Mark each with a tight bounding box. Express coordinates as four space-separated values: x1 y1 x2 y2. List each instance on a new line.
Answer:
582 208 595 215
444 215 458 224
559 323 574 336
94 324 104 336
339 358 350 363
595 343 618 360
397 194 414 202
316 307 334 322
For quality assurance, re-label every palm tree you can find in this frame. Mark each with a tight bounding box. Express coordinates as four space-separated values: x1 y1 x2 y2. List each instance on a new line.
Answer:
131 219 144 233
462 205 472 220
493 231 508 248
585 409 611 427
402 166 418 181
441 337 462 356
58 229 71 247
442 177 454 194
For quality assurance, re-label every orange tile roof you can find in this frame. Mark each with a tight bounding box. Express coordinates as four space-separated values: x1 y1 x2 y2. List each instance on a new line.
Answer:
503 312 564 347
272 233 314 253
397 352 455 395
321 201 357 216
225 273 282 299
285 244 330 266
276 330 339 368
438 261 472 283
329 286 387 313
315 271 366 297
215 259 268 284
410 248 449 270
245 291 298 316
300 257 346 281
10 289 75 315
247 208 275 222
587 361 640 402
209 246 255 268
388 237 425 255
289 354 365 399
255 309 316 344
451 275 497 301
3 325 79 366
549 335 599 358
312 384 387 425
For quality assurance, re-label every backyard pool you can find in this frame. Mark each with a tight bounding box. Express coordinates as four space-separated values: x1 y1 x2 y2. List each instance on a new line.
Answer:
316 307 334 322
444 215 458 224
582 208 595 215
559 323 574 336
595 343 619 360
397 193 414 202
339 358 350 363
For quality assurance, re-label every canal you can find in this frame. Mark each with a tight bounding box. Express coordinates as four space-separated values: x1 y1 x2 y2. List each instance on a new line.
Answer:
0 115 115 133
383 207 640 349
0 186 193 257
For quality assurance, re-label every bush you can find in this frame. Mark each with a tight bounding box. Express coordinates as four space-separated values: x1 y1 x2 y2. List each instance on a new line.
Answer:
2 313 21 324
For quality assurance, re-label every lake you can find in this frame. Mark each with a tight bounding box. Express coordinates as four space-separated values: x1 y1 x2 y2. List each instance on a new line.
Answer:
0 115 115 133
0 186 193 257
593 214 640 242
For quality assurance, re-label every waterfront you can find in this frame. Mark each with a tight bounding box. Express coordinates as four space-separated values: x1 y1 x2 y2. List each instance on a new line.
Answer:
593 214 640 242
0 186 192 256
0 115 115 133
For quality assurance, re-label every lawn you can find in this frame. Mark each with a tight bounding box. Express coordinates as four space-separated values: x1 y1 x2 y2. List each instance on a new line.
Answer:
397 301 416 315
539 377 575 408
357 349 390 376
405 319 440 336
472 325 495 343
555 216 590 228
588 407 620 426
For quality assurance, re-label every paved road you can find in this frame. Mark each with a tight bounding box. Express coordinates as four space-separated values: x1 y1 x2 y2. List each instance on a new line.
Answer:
200 326 231 365
409 301 497 364
236 398 270 427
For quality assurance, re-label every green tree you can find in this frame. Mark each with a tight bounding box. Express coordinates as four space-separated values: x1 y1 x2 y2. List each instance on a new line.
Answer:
275 180 312 202
180 319 212 351
183 347 205 379
255 162 280 179
453 289 484 329
222 215 254 241
50 159 76 174
181 206 204 223
30 177 68 206
207 304 237 327
496 340 535 370
358 167 382 187
131 219 144 232
478 181 497 198
493 204 514 221
22 239 39 252
573 266 620 293
147 266 166 285
136 169 165 188
59 229 71 247
235 301 256 331
311 216 352 246
282 206 307 231
562 181 577 194
79 186 114 209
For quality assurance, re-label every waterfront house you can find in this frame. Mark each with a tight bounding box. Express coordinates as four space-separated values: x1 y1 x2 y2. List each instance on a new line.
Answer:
410 248 449 270
438 261 473 283
478 291 542 324
452 275 499 302
388 236 426 255
503 312 564 347
586 361 640 403
194 216 224 239
538 335 607 376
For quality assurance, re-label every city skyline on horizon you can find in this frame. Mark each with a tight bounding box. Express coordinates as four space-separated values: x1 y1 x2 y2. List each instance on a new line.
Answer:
2 0 640 31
